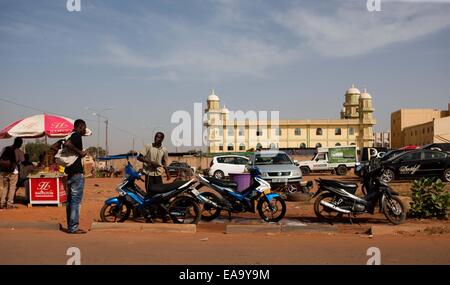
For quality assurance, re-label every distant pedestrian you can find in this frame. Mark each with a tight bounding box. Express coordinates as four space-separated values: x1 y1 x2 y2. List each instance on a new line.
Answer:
138 132 170 193
0 137 24 209
64 119 88 234
16 153 35 203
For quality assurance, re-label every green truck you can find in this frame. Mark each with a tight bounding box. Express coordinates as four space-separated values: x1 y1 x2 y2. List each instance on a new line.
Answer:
298 146 358 176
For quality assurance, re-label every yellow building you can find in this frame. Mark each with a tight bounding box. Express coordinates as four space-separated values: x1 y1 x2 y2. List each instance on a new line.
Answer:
391 104 450 148
204 85 376 153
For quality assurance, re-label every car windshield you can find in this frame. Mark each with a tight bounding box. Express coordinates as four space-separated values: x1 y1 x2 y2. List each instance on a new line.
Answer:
254 153 293 165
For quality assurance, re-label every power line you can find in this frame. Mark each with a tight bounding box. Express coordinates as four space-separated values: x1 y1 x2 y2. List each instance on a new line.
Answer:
0 97 146 142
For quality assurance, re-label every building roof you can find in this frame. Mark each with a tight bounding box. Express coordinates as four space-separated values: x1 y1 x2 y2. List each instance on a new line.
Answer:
360 89 372 99
207 89 220 101
346 84 361 95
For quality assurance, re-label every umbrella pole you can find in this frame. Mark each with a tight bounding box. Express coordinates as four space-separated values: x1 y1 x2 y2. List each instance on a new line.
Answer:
45 136 49 167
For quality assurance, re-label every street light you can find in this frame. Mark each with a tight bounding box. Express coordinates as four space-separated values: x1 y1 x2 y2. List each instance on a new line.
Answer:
85 107 113 158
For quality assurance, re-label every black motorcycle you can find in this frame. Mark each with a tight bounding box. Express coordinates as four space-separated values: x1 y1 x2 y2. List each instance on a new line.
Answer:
313 159 406 224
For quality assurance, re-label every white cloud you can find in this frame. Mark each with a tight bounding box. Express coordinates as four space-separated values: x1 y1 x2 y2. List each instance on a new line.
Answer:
275 2 450 57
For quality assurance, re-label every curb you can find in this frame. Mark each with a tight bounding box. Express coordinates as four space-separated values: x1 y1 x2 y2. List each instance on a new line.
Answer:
281 224 337 233
225 224 281 234
90 222 196 233
0 221 61 231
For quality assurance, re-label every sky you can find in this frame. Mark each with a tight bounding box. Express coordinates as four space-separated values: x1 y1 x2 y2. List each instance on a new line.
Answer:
1 0 449 153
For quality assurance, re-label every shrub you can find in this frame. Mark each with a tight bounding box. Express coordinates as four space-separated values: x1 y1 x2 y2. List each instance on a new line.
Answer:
409 177 450 219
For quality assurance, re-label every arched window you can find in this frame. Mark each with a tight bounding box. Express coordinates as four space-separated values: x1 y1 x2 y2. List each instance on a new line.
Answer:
316 128 323 136
238 127 244 136
219 144 224 151
315 143 322 148
239 143 246 151
335 128 342 135
256 143 263 150
295 128 301 136
227 143 234 151
349 127 354 135
299 143 306 148
335 143 341 146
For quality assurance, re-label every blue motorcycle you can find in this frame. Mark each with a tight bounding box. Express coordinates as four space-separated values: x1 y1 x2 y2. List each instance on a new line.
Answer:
197 167 286 222
100 162 202 224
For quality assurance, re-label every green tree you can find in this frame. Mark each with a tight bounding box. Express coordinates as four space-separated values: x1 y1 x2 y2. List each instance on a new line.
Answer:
25 142 50 162
86 146 106 157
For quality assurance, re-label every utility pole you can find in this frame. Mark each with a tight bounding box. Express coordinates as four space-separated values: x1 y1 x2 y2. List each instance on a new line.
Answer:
105 118 109 157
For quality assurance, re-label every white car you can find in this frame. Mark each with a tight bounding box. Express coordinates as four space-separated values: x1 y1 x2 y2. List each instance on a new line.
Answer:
208 155 250 179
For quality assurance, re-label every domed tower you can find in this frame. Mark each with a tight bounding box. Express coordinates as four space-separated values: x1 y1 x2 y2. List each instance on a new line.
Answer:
221 105 229 121
205 89 223 152
207 89 220 111
357 89 376 147
343 84 361 119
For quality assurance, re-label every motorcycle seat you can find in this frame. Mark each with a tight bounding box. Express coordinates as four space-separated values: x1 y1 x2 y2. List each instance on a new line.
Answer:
148 180 188 194
205 177 238 189
320 179 358 190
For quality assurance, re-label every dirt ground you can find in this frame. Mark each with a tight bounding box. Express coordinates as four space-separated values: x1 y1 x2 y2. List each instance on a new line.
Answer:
1 173 449 265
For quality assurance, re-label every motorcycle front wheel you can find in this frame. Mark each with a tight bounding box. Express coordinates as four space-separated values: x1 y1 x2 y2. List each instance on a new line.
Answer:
383 196 406 225
314 192 344 222
257 196 286 222
100 202 131 223
168 196 201 224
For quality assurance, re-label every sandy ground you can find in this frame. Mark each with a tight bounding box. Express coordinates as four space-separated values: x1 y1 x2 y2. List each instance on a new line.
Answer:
1 173 449 265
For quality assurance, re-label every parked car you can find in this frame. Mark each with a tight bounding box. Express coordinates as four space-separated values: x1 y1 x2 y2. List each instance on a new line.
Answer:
355 148 415 177
248 150 302 192
380 149 450 183
167 161 196 177
208 155 249 179
421 143 450 153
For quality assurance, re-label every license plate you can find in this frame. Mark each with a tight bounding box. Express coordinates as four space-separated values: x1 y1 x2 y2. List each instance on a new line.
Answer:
191 189 200 196
272 178 288 183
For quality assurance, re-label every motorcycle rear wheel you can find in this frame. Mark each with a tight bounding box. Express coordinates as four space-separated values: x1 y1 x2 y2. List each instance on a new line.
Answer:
257 196 286 222
383 196 406 225
314 192 344 222
100 203 131 223
200 192 222 222
168 196 201 224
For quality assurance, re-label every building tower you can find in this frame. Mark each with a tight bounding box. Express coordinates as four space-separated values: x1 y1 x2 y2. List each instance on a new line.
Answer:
357 89 376 147
205 89 223 153
342 84 361 119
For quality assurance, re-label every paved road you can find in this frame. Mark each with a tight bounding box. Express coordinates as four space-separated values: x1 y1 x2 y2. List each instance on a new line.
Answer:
1 228 449 265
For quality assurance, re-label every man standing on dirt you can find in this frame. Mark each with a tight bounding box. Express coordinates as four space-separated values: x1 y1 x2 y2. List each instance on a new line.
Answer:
0 137 24 209
64 119 87 234
138 132 170 193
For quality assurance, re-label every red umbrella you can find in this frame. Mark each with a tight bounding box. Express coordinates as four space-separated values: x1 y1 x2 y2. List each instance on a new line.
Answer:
0 114 92 139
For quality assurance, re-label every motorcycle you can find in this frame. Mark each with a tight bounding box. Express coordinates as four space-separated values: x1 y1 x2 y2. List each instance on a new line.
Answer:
100 162 202 224
313 158 406 225
197 167 287 223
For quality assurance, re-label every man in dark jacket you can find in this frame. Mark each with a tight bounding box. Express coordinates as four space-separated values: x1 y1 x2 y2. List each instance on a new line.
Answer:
0 137 24 209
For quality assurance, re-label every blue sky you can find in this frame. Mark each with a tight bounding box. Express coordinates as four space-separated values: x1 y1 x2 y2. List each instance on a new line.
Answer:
1 0 449 153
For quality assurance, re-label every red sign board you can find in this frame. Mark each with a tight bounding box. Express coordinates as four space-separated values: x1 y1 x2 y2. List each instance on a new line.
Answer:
30 178 60 204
